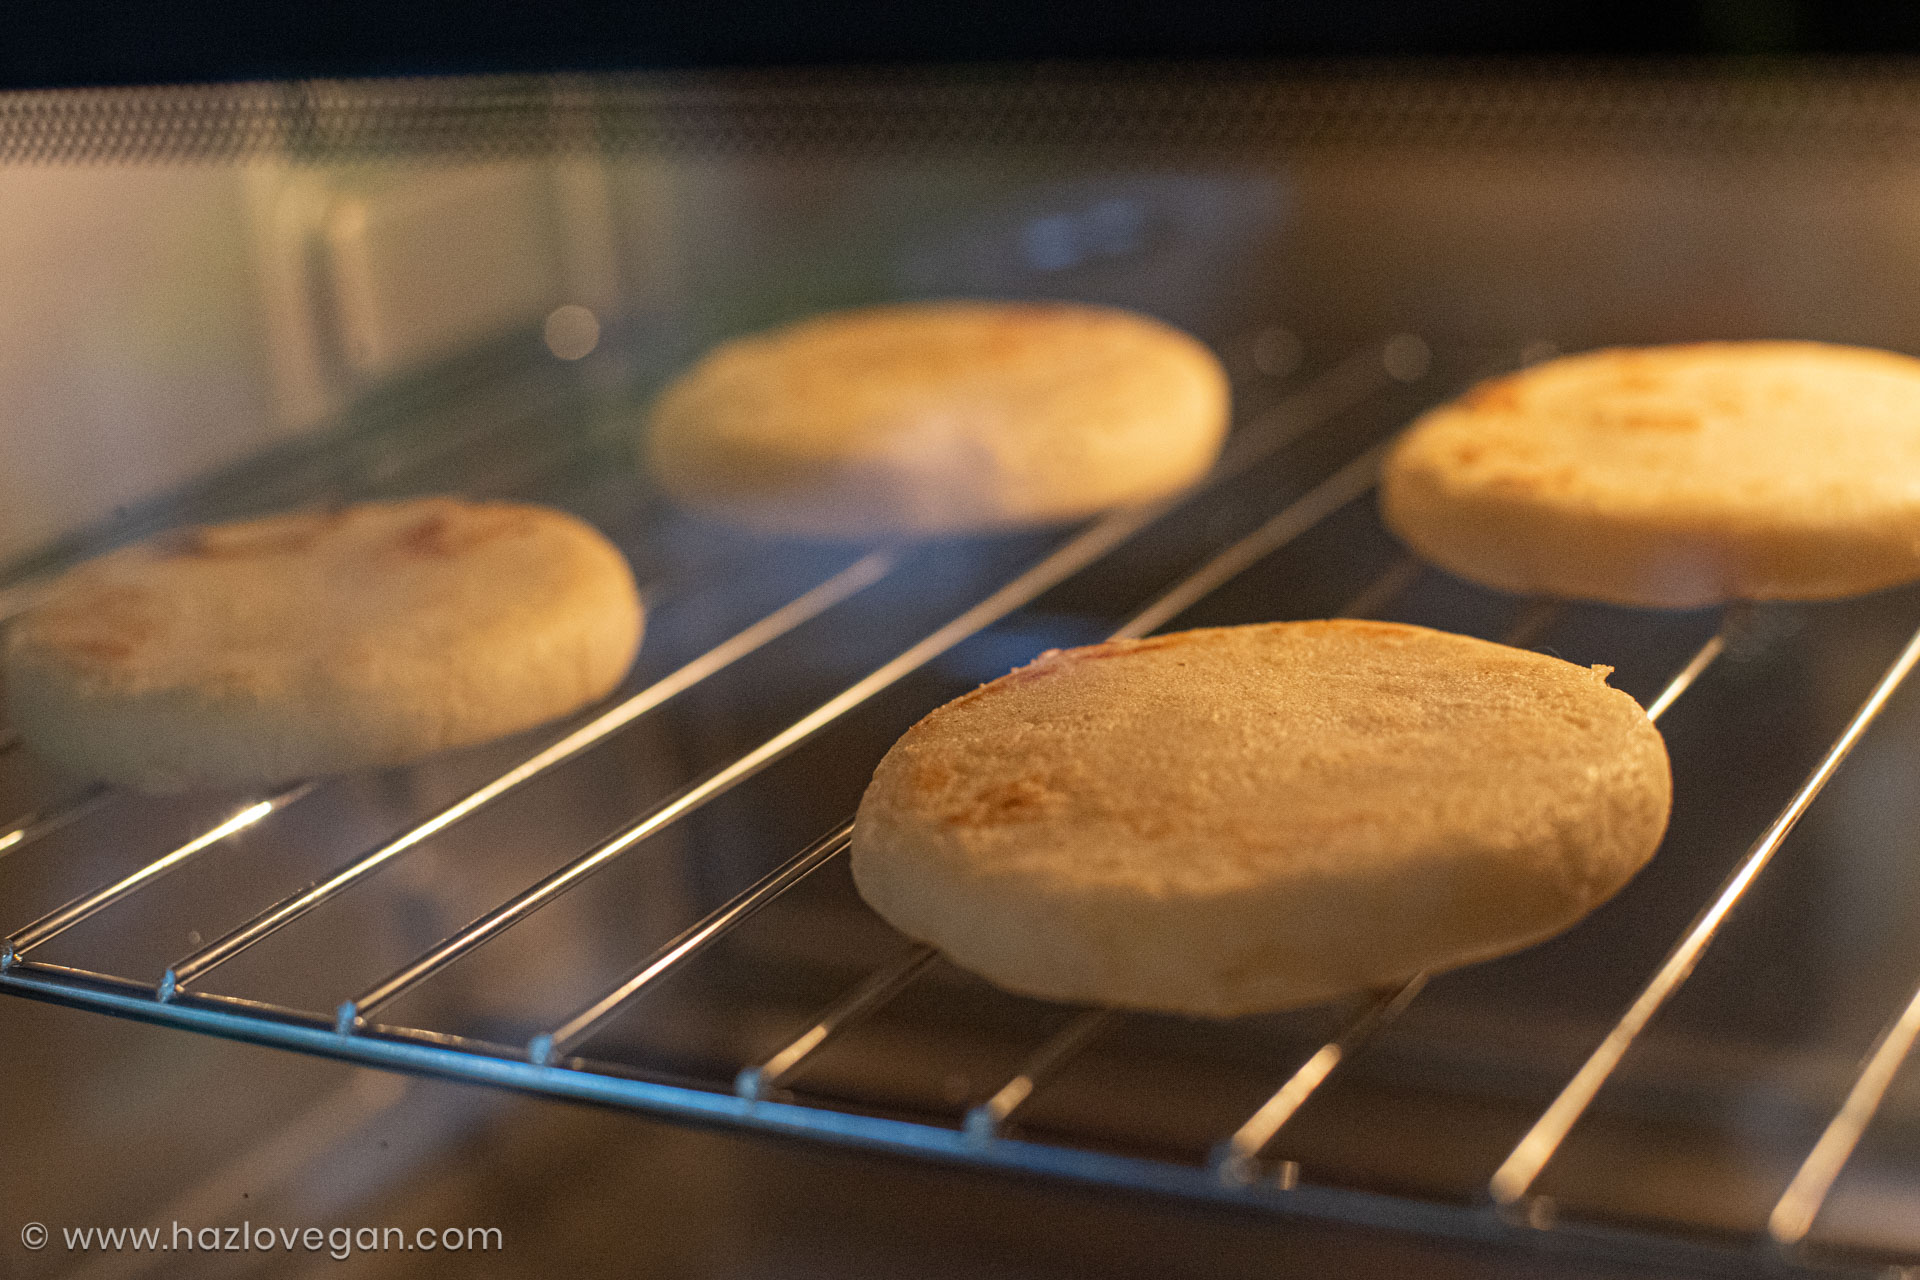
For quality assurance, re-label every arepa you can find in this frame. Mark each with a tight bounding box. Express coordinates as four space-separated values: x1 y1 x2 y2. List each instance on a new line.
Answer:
852 620 1670 1018
1381 341 1920 607
644 301 1230 538
4 498 642 792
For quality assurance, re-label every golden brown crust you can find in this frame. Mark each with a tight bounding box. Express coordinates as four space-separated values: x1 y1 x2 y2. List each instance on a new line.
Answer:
643 301 1230 537
3 498 643 792
851 620 1671 1018
1381 342 1920 607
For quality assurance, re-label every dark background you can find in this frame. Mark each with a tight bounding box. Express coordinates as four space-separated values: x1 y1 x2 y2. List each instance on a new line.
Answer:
10 0 1920 91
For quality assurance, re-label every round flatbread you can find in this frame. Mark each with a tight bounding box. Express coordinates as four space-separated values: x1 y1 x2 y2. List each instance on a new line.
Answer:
3 498 642 793
643 301 1230 538
852 620 1670 1018
1381 341 1920 607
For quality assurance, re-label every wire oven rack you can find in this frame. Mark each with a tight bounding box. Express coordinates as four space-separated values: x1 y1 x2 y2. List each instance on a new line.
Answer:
6 335 1920 1278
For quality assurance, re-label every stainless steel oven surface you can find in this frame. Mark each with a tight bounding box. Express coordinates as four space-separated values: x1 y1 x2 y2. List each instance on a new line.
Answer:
8 67 1920 1278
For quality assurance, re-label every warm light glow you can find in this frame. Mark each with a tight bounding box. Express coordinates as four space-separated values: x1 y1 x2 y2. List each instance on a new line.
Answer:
544 304 600 360
1250 326 1302 379
1383 333 1431 383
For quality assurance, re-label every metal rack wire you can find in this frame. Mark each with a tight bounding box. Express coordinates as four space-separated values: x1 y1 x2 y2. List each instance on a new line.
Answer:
6 337 1920 1277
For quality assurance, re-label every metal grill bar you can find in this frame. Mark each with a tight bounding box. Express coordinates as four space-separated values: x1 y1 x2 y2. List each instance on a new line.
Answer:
965 1010 1116 1142
0 786 110 861
1644 622 1734 722
11 956 538 1064
734 944 943 1100
529 819 856 1065
1214 341 1407 473
15 956 342 1026
1215 977 1431 1185
1333 556 1423 621
6 783 313 968
1109 442 1387 641
1490 618 1920 1207
1111 338 1488 644
331 347 1406 1031
1640 630 1734 736
163 551 893 995
1768 975 1920 1247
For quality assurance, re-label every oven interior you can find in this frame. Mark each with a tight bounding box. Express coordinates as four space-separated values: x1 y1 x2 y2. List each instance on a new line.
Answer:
6 69 1920 1277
